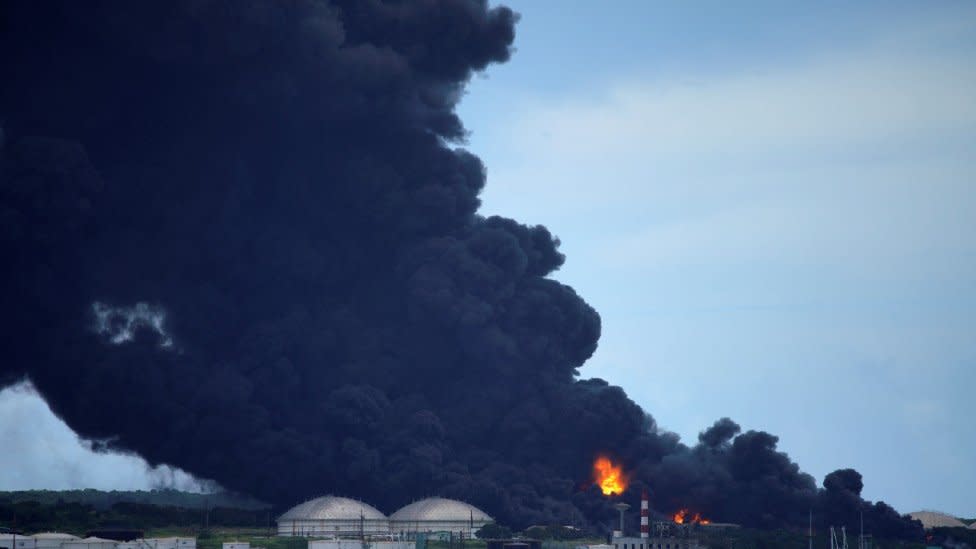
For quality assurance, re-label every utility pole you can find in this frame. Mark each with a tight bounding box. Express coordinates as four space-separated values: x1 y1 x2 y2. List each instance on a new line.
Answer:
204 496 209 531
808 509 812 549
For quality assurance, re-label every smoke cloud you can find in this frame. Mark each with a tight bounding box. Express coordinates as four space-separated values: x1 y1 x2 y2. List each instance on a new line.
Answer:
0 1 920 540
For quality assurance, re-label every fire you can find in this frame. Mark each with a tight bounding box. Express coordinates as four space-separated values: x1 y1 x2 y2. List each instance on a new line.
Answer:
672 509 710 525
592 456 628 496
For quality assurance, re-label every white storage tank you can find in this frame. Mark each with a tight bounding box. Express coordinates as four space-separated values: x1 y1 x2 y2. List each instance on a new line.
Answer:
277 496 388 538
389 497 492 538
32 534 80 549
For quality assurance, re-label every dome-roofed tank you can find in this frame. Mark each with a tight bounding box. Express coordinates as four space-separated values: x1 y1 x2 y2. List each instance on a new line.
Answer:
390 497 492 538
32 533 81 549
278 495 388 538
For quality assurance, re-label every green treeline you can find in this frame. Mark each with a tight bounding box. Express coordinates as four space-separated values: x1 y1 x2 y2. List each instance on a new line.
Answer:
0 499 271 536
0 490 268 511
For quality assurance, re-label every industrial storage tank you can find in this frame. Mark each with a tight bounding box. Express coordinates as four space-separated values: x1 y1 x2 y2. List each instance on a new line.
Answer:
32 534 80 549
278 495 389 537
389 497 492 538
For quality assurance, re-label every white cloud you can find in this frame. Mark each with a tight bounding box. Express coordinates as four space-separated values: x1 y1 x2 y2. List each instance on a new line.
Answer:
515 55 975 157
476 15 976 287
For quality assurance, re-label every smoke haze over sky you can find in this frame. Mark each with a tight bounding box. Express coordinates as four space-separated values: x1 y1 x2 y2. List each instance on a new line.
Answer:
1 0 973 525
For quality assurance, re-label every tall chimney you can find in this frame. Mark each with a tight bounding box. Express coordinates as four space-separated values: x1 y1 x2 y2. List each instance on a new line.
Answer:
640 490 649 539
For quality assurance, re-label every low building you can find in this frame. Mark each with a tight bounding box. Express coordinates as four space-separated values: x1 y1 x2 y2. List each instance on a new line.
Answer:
484 539 541 549
0 534 36 549
613 535 704 549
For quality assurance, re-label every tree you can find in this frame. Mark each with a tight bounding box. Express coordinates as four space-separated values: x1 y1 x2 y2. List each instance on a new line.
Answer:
476 523 513 539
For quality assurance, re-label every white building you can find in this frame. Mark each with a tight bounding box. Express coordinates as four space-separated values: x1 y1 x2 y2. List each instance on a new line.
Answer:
0 534 36 549
2 534 197 549
278 496 389 538
389 497 492 538
612 536 704 549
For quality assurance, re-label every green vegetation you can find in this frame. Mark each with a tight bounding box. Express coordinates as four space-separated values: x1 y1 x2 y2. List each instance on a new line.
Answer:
926 526 976 547
0 500 271 536
474 523 512 539
520 526 583 541
0 490 268 511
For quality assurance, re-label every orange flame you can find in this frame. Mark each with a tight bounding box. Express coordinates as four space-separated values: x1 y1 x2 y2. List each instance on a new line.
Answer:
593 456 628 496
673 509 710 525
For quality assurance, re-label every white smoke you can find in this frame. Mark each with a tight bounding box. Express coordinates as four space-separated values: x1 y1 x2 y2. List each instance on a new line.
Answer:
0 380 212 492
91 301 173 348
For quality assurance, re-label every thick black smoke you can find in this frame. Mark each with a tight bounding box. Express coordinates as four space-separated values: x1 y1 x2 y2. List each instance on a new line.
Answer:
0 1 920 540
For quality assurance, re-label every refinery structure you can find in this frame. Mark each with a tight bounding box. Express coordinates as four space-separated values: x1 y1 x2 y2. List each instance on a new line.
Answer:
608 492 712 549
4 461 928 549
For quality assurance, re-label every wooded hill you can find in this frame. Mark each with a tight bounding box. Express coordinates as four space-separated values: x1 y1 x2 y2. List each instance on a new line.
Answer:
0 490 271 535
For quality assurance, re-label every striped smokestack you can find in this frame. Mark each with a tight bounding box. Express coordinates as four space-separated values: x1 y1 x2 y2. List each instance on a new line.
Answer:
640 489 649 538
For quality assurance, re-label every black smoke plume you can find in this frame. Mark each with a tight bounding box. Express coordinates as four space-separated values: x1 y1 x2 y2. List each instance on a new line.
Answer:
0 1 920 540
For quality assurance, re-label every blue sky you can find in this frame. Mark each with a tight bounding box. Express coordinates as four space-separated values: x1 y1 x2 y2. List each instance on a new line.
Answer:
1 0 973 520
458 0 976 517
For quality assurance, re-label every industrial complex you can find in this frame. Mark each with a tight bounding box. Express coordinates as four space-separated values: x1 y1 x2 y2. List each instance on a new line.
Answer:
3 495 494 549
607 492 710 549
0 491 730 549
9 492 958 549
